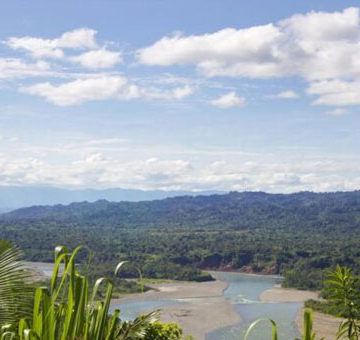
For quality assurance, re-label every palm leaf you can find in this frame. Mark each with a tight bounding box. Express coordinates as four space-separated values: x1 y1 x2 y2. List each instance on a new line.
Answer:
0 247 33 325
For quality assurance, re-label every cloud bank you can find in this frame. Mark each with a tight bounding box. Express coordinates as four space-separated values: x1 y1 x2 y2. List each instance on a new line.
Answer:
137 7 360 107
3 8 360 108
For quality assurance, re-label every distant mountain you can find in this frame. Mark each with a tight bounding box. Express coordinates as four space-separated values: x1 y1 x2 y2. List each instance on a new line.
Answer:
0 186 224 212
3 190 360 232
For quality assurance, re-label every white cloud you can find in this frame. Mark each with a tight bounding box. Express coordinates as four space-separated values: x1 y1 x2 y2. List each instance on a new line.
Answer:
69 49 122 68
172 85 194 99
6 28 98 59
210 91 245 109
56 28 98 49
307 79 360 106
20 77 194 105
1 149 360 192
269 90 299 99
142 85 194 100
2 138 360 191
137 7 360 82
137 25 283 78
20 76 140 106
325 108 349 116
6 38 64 59
0 58 51 79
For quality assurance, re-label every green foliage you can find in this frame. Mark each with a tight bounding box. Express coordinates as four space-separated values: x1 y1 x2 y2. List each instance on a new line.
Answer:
245 309 323 340
0 245 33 325
82 262 150 297
0 245 162 340
282 268 324 290
300 308 324 340
244 318 278 340
143 322 183 340
1 191 360 289
324 266 360 339
1 243 358 340
0 239 12 253
304 299 333 315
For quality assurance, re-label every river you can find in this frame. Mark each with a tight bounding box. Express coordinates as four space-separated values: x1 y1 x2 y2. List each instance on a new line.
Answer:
112 271 302 339
206 271 301 339
26 262 302 339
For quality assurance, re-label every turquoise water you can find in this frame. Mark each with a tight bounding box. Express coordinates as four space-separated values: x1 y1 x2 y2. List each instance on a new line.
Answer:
206 271 301 340
111 271 302 339
110 299 178 321
28 262 302 338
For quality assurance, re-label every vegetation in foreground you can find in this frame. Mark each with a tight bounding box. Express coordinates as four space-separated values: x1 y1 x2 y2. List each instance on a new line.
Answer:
305 266 360 339
0 241 359 339
0 243 190 340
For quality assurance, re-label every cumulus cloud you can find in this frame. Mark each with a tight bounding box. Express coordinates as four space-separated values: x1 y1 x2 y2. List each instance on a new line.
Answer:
69 49 122 68
0 58 51 79
2 137 360 191
20 76 194 105
4 9 360 109
21 76 140 106
210 91 245 109
6 28 98 59
307 79 360 106
1 148 360 192
137 25 283 78
136 7 360 107
137 7 360 82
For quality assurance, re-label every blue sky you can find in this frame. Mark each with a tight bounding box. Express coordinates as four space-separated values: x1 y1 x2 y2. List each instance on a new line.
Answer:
0 0 360 192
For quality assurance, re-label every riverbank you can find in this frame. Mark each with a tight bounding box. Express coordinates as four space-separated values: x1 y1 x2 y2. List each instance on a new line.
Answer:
295 308 344 340
111 279 240 339
260 284 318 302
260 285 344 339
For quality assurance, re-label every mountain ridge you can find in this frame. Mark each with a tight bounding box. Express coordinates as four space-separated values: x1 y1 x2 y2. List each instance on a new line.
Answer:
2 190 360 290
0 185 224 212
3 190 360 232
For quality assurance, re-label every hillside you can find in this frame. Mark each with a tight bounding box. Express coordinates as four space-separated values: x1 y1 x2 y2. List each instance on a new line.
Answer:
1 190 360 289
3 190 360 231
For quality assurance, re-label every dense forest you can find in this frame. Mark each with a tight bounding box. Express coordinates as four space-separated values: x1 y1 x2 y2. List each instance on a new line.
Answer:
1 191 360 289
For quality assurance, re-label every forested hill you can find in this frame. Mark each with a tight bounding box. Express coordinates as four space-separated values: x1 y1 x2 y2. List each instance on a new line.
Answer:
1 190 360 289
3 190 360 232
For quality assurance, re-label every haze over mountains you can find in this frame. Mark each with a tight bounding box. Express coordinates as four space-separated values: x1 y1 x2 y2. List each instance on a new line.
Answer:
0 186 224 213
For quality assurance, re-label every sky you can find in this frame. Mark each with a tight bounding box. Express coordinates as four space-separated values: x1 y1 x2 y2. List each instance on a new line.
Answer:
1 0 360 193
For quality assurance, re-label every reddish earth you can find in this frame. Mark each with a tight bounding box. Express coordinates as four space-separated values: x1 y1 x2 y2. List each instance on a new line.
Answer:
204 264 279 275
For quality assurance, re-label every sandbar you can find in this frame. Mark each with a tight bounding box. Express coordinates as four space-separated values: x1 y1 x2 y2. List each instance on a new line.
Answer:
111 280 240 339
260 284 318 302
296 308 344 340
260 285 346 340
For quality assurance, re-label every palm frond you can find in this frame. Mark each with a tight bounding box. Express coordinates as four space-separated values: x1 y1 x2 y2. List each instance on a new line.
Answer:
0 247 33 325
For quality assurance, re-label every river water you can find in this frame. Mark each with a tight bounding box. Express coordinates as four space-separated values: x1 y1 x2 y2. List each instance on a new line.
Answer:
26 262 302 339
112 271 302 339
206 271 301 339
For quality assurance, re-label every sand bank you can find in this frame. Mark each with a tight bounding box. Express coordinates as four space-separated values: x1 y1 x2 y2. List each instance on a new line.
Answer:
112 280 240 339
260 285 346 340
296 308 344 340
260 284 319 302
